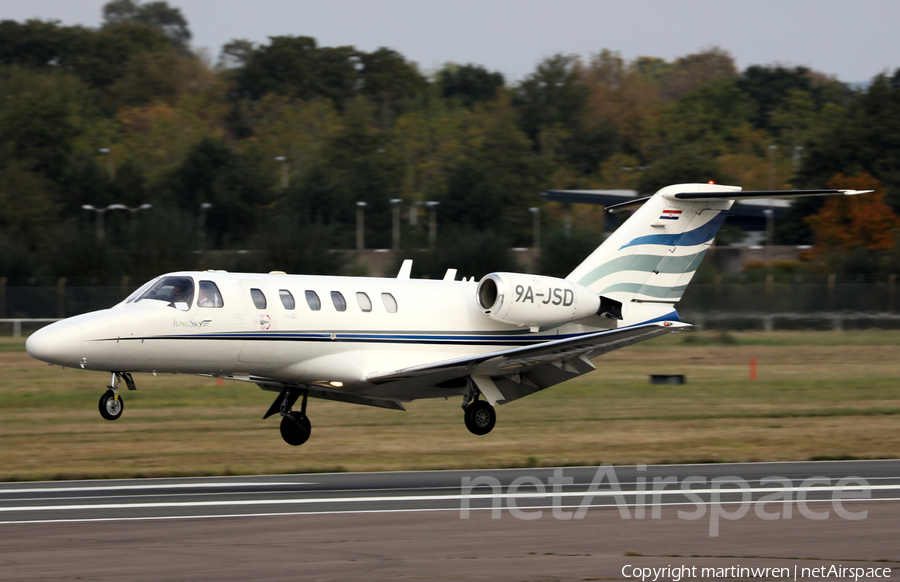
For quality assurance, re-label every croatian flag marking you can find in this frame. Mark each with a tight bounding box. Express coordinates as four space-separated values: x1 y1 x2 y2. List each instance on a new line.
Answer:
660 209 682 220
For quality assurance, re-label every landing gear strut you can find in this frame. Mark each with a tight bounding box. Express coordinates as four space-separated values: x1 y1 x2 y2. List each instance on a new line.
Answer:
98 372 134 421
265 388 312 446
462 379 496 436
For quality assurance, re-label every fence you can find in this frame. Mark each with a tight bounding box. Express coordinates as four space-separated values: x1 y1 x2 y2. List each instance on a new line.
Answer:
0 274 898 335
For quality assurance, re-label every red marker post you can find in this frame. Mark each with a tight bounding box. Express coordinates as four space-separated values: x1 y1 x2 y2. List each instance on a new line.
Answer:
749 358 758 380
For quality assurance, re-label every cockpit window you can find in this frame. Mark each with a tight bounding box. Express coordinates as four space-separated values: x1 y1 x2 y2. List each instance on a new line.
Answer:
197 280 224 308
135 276 194 310
124 277 159 304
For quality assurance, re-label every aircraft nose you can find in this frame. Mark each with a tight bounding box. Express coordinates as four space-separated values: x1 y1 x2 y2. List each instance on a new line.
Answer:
26 321 83 367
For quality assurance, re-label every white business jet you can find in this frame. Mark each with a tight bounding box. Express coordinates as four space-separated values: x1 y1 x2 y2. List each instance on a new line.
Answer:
26 183 868 446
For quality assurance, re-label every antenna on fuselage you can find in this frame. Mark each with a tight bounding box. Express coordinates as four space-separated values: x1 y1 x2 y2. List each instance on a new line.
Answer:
397 259 413 279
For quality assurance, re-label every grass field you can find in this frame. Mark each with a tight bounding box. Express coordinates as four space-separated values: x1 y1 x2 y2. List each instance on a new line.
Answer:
1 330 899 481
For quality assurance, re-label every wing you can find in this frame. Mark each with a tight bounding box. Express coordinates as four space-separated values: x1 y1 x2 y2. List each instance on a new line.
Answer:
364 321 688 404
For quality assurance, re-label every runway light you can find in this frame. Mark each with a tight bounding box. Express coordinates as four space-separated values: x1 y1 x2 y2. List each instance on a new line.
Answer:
329 381 343 387
708 180 715 184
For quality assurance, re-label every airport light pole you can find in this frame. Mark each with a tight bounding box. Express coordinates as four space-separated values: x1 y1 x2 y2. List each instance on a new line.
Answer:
410 200 424 226
98 148 115 182
390 199 402 251
529 207 541 258
767 145 778 267
198 203 212 253
426 201 439 249
792 146 804 177
81 204 127 242
121 204 153 239
275 156 289 189
356 201 367 250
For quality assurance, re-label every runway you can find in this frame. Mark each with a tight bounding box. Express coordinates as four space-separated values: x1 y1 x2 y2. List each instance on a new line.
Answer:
1 460 898 580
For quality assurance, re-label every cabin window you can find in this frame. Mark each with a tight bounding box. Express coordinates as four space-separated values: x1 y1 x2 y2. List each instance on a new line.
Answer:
135 276 194 311
279 289 295 310
305 290 321 311
197 280 224 308
382 292 398 313
331 291 347 312
356 292 372 312
250 288 267 309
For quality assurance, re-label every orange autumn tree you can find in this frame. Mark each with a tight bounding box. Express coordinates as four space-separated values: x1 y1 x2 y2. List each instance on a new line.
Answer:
804 174 900 260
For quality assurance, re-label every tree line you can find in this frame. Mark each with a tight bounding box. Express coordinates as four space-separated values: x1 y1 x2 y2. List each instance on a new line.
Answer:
1 0 898 282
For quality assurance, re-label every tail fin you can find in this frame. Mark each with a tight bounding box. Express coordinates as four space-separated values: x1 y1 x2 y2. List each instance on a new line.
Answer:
566 183 870 324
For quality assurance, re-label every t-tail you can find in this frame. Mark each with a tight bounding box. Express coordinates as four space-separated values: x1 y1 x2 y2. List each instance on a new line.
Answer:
566 183 871 327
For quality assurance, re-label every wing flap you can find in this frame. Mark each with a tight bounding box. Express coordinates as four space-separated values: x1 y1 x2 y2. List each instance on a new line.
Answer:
365 322 688 402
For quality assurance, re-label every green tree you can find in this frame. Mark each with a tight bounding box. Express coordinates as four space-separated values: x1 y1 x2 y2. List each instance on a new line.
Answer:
164 138 274 248
232 36 357 105
438 160 505 232
436 63 504 108
0 66 93 180
357 47 427 120
797 71 900 210
737 65 849 132
642 79 752 160
102 0 191 52
514 54 590 144
538 228 602 278
398 227 520 280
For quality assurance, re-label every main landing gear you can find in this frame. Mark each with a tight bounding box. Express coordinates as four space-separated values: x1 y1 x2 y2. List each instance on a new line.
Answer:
264 388 312 446
462 380 496 436
99 372 136 421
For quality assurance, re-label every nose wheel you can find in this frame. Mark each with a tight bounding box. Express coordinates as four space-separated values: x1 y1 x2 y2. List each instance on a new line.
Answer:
99 390 124 421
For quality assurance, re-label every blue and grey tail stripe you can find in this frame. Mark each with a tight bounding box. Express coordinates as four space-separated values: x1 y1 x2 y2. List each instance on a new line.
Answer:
576 251 708 288
618 211 727 250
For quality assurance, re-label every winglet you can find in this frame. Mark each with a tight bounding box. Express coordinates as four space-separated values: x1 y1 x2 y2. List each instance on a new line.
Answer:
397 259 413 279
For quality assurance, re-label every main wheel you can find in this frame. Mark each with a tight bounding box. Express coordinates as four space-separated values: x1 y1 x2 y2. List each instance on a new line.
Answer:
280 413 312 446
99 391 124 421
464 400 496 435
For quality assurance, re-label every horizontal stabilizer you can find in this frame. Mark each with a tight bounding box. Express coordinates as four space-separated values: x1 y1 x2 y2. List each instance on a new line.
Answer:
669 189 872 201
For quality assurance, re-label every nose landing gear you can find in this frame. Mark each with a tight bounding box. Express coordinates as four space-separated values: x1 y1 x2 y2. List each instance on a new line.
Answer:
98 372 135 421
99 390 124 421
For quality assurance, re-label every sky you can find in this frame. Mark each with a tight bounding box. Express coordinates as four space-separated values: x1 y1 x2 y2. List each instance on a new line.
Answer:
4 0 899 84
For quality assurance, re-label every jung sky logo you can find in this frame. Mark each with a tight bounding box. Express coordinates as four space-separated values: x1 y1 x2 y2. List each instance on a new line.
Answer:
172 319 212 328
459 464 870 537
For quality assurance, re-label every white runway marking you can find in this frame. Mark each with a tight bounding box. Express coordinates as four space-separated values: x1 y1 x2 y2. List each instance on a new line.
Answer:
0 497 896 526
1 484 897 514
0 482 308 495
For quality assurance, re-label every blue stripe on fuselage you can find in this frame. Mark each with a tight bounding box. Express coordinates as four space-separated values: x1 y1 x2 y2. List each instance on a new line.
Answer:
92 316 684 346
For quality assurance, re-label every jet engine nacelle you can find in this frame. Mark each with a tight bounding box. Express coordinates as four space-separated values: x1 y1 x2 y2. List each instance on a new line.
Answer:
476 272 602 327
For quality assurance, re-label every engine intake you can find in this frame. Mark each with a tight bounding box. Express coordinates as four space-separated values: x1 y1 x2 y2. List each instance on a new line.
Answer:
476 272 602 327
